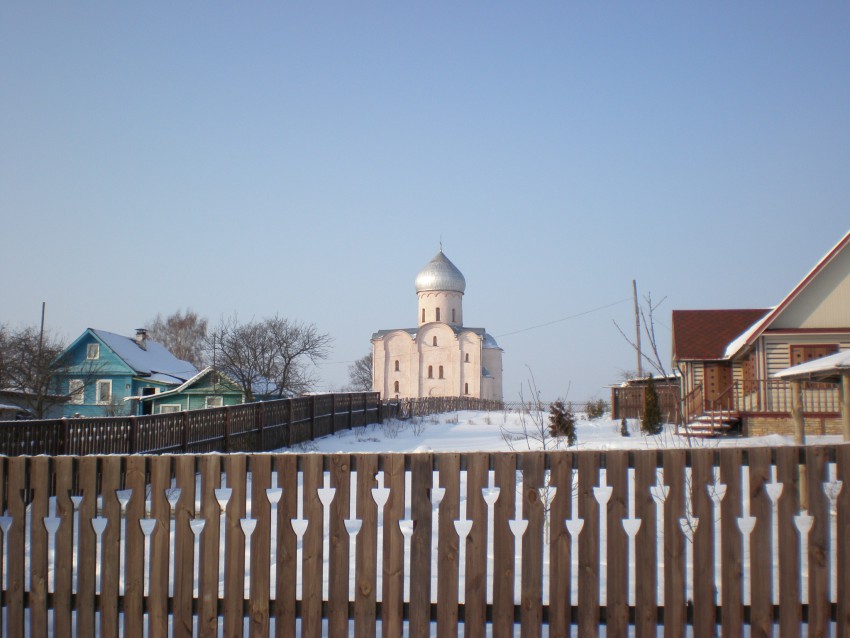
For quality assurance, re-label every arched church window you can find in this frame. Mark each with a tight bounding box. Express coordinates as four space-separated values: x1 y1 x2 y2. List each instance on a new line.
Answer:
428 365 433 379
394 381 399 393
465 353 469 363
452 308 456 323
394 360 399 371
438 365 444 379
436 308 441 322
422 308 425 323
464 383 469 395
432 336 437 346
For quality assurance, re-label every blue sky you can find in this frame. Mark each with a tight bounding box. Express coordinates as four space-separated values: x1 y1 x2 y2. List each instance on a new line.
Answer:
2 3 848 401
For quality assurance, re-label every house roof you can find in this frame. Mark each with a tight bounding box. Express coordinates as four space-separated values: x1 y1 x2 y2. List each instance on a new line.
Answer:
80 329 198 382
371 326 501 349
724 229 850 358
773 348 850 381
135 367 240 401
672 309 770 361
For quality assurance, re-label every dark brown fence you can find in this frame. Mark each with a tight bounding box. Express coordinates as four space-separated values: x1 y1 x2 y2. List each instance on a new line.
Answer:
382 396 503 420
0 392 381 456
611 382 681 423
0 446 847 636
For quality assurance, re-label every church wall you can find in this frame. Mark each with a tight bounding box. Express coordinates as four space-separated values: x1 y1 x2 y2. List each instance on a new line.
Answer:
417 324 459 397
418 291 463 327
459 332 481 397
372 331 417 399
482 347 504 401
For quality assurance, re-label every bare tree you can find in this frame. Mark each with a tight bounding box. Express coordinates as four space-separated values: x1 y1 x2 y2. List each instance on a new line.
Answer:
500 368 571 452
613 291 669 378
146 309 208 370
208 314 333 401
0 325 86 418
346 353 373 391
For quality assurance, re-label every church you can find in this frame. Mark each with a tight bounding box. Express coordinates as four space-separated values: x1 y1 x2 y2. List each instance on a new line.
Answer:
371 249 504 400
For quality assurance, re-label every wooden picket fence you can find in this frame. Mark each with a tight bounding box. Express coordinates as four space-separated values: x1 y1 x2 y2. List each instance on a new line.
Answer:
0 446 848 636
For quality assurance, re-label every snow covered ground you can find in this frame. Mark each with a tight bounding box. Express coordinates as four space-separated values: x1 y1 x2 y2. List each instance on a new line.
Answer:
302 408 842 454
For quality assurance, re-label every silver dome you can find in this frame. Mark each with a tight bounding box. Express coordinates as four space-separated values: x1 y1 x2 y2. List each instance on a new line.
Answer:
415 250 466 293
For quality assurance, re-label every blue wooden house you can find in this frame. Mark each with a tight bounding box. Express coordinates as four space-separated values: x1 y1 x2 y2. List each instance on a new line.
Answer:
53 328 199 417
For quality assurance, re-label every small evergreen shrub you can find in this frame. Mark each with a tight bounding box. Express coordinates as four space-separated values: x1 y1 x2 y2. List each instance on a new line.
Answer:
585 398 608 420
620 417 630 437
548 400 577 446
641 374 663 435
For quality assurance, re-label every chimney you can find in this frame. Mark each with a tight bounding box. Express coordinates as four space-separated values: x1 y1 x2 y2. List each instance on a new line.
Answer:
134 328 148 350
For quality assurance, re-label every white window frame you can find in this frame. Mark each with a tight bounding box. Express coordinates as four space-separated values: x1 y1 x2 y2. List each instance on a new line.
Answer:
159 404 182 414
205 396 224 409
95 379 112 404
69 379 85 404
86 343 100 360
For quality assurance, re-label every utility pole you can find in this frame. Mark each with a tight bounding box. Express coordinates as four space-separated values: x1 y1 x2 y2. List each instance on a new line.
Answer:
38 302 46 360
633 280 642 378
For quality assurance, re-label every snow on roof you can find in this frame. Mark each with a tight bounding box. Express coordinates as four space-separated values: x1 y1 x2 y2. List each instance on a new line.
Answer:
773 349 850 380
726 229 850 355
372 326 501 349
482 333 501 349
135 367 241 401
91 329 198 381
723 310 774 359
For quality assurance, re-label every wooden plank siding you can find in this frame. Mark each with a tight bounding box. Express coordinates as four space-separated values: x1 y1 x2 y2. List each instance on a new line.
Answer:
0 446 844 634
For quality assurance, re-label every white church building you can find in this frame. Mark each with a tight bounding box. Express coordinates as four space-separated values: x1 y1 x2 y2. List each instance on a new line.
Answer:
371 249 504 400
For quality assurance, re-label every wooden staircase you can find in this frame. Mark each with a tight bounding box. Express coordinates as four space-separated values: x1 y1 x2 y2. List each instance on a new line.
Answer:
680 410 742 437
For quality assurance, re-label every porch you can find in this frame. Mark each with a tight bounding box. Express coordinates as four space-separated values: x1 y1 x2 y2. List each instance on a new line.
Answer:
682 379 842 437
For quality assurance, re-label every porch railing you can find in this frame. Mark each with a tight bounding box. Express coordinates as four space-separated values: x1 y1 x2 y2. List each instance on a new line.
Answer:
684 379 841 425
735 379 841 414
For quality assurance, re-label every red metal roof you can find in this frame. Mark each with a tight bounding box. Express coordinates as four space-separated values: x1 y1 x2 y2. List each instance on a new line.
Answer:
672 309 769 361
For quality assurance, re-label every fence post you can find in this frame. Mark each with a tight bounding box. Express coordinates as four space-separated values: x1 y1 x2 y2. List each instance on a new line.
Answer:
182 411 189 453
310 395 316 440
331 394 336 434
257 402 265 451
285 399 292 448
224 406 231 452
128 416 137 454
61 418 70 455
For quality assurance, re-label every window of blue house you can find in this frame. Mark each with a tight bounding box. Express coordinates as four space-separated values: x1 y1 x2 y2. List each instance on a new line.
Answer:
69 380 84 404
205 396 223 409
96 380 112 404
87 343 100 360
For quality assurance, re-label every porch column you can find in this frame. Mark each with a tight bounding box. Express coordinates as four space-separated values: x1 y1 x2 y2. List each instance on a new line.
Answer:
842 371 850 442
791 380 808 509
790 380 805 444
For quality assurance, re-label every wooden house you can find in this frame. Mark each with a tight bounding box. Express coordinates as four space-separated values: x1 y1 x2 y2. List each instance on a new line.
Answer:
672 229 850 436
136 367 245 414
53 328 199 417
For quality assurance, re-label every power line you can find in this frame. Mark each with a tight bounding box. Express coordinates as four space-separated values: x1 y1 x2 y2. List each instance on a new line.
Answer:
495 297 632 338
319 297 632 365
